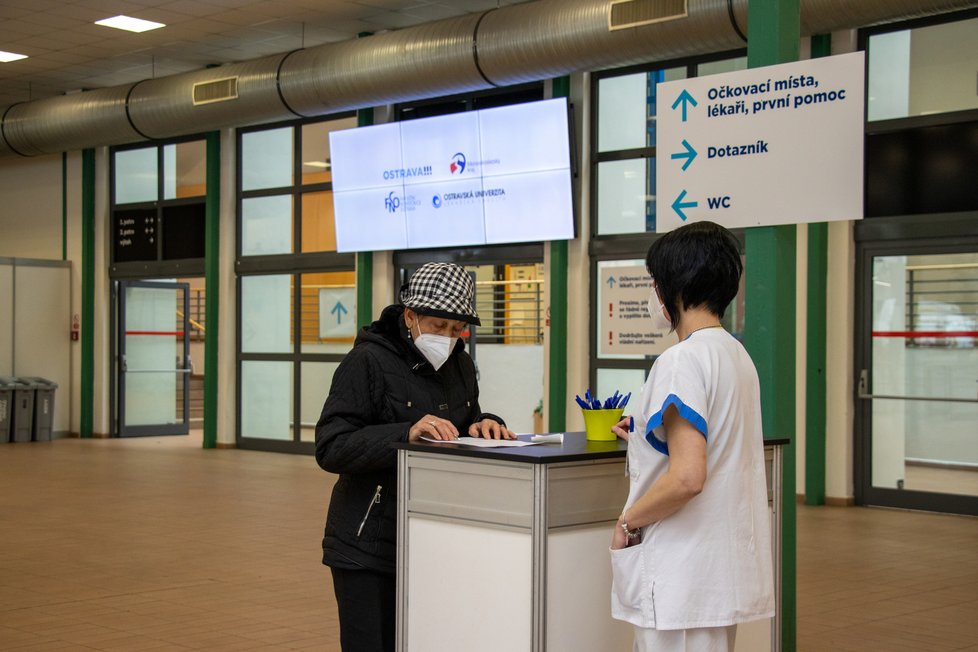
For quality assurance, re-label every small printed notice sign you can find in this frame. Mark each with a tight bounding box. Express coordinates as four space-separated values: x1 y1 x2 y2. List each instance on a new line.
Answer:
598 265 672 357
656 51 865 232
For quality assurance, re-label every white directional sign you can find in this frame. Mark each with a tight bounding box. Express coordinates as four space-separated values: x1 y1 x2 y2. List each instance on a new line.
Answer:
656 51 865 232
319 288 356 339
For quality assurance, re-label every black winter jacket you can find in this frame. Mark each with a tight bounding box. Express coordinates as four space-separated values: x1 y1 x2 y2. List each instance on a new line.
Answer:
315 305 502 574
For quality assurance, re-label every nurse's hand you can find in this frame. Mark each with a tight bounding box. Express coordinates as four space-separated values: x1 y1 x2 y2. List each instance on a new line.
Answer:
610 521 629 550
611 417 631 442
468 419 516 440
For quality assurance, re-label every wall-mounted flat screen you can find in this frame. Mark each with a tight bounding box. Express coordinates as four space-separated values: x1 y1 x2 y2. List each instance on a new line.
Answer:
329 98 574 252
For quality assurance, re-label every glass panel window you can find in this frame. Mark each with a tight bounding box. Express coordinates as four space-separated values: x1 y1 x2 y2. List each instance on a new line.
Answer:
242 127 293 190
241 274 292 353
598 73 651 152
301 116 356 183
163 140 206 199
115 147 158 204
301 191 336 253
241 360 294 440
696 56 748 77
300 361 341 442
597 67 686 152
596 159 654 235
300 271 356 354
241 195 293 256
868 16 978 121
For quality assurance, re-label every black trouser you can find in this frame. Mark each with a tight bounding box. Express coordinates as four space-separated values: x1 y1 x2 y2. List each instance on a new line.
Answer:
330 566 396 652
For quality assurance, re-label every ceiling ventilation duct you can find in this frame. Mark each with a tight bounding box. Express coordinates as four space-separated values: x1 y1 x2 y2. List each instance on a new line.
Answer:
1 0 976 158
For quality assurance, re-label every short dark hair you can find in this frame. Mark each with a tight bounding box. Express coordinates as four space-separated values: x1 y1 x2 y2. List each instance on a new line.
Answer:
645 221 743 328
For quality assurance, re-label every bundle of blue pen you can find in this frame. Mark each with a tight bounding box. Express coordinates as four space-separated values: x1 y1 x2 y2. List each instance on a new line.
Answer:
574 389 630 411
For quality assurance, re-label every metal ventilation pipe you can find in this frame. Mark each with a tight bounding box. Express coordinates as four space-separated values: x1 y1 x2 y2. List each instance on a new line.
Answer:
1 0 975 158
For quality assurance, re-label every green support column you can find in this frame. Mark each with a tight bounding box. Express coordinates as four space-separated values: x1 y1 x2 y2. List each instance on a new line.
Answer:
357 106 374 329
80 149 95 438
805 34 832 505
547 76 571 432
203 132 220 449
744 1 799 649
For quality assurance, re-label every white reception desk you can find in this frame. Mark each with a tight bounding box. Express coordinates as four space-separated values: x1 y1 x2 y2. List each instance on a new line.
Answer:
394 432 785 651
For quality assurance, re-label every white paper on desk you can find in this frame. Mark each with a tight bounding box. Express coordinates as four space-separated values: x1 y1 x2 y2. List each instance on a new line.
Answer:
420 436 540 448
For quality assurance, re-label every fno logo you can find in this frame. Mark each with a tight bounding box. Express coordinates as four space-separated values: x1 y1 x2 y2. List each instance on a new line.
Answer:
450 152 466 174
384 192 401 213
432 195 442 208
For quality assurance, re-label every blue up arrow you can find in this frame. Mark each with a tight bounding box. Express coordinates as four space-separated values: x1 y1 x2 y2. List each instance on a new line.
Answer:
671 90 697 122
330 301 349 324
672 190 697 222
607 276 616 288
670 139 698 171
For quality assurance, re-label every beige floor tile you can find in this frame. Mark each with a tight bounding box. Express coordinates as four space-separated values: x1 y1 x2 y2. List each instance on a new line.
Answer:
2 437 975 652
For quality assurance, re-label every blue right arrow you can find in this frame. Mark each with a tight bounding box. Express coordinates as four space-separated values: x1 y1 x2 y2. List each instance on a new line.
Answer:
670 139 698 171
672 190 697 222
670 89 698 122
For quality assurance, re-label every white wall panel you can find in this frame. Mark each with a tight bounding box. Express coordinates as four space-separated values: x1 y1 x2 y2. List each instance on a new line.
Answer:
12 262 71 434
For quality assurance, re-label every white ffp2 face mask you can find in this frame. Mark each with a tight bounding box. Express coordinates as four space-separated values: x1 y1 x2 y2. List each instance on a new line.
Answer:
412 322 458 370
647 286 673 330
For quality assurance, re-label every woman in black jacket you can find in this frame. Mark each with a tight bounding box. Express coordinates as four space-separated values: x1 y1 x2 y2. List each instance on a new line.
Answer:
315 262 513 652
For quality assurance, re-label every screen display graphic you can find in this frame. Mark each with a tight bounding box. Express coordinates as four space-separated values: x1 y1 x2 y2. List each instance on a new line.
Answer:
329 98 574 252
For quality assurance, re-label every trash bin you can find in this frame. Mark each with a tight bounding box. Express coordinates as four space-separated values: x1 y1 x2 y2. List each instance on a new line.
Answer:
21 377 58 442
0 377 16 444
0 377 34 443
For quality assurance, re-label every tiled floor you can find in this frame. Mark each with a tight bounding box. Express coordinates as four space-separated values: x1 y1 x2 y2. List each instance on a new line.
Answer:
1 434 976 651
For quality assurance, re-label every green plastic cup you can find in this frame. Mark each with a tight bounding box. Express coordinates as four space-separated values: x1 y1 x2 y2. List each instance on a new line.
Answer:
582 408 624 442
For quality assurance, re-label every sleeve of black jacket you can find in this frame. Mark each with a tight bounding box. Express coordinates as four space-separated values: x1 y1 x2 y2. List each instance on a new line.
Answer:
315 347 405 474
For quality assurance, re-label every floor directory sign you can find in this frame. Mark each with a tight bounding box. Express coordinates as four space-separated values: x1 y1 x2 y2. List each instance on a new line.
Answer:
598 264 672 357
655 51 865 232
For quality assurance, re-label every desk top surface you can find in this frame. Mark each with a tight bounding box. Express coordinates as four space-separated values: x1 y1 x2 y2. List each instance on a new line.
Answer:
393 431 626 464
393 432 789 465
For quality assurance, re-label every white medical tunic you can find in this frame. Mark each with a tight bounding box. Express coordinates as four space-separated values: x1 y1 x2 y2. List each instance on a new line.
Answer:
611 328 775 630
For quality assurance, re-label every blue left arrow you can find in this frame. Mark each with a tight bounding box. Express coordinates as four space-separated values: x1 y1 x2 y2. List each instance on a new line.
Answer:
672 190 697 222
670 90 697 122
670 139 698 171
330 301 349 324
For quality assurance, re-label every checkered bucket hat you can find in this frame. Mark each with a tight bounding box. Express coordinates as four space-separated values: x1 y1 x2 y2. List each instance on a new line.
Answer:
399 262 480 325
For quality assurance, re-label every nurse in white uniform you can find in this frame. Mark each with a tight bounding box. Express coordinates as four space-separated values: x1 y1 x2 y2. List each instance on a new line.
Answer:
609 221 775 652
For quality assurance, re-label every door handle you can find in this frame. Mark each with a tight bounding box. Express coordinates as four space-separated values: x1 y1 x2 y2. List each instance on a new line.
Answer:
857 369 978 404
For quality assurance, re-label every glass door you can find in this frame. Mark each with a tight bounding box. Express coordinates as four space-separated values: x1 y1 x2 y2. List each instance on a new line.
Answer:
118 280 191 437
857 249 978 515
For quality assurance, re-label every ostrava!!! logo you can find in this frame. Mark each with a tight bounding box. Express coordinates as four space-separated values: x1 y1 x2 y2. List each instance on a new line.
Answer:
449 152 466 174
384 191 400 213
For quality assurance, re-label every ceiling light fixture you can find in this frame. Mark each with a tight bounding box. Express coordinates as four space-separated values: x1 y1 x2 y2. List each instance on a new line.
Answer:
0 50 28 63
95 15 166 33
